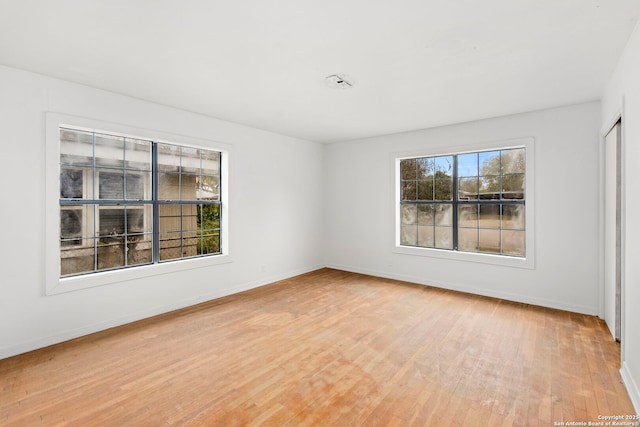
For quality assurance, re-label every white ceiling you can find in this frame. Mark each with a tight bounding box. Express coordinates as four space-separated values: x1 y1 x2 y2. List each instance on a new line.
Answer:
0 0 638 143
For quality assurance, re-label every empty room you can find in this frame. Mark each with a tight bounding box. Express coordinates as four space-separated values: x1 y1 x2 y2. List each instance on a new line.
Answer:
1 1 640 425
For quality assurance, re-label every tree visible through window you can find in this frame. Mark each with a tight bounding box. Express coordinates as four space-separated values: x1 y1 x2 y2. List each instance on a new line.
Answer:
399 148 525 257
59 128 222 277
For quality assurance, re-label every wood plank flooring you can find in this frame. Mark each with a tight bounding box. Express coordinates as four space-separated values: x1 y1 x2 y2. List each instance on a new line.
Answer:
0 268 634 426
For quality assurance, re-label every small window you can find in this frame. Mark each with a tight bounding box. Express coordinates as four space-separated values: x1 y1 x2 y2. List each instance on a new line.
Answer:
399 147 526 258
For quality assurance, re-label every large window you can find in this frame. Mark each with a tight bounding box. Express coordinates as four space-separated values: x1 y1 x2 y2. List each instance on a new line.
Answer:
399 147 525 257
59 127 222 277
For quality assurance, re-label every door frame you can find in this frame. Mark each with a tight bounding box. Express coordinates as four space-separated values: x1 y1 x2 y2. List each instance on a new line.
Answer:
600 111 625 355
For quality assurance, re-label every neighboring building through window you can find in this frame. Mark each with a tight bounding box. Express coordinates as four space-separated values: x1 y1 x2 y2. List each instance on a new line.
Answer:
399 147 525 257
59 127 222 277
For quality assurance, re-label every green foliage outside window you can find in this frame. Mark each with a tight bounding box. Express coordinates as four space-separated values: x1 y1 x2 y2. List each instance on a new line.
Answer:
197 204 221 254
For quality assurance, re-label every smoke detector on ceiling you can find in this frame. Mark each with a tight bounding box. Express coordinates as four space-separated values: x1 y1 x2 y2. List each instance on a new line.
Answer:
326 74 353 89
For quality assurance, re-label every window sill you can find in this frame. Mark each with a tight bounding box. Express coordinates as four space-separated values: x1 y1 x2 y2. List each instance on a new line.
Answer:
46 254 233 295
392 245 534 269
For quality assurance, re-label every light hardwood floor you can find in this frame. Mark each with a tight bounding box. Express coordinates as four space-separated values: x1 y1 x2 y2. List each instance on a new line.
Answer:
0 269 634 426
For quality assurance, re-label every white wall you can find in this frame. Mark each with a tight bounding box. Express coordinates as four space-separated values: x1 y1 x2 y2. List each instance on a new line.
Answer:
0 65 324 359
324 102 601 315
602 21 640 413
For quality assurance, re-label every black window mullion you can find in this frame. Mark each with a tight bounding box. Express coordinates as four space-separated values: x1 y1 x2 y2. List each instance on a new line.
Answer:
219 153 223 253
457 199 523 206
122 138 128 267
60 199 154 206
152 143 160 263
92 132 98 272
452 155 458 251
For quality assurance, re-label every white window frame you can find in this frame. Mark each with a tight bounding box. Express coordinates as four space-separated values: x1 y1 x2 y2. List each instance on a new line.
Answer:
45 113 232 295
392 137 535 269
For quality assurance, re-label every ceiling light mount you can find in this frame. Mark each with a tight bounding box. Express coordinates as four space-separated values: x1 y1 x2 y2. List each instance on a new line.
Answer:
326 74 353 89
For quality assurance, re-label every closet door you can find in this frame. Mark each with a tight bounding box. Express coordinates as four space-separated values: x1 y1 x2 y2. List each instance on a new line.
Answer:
604 120 621 341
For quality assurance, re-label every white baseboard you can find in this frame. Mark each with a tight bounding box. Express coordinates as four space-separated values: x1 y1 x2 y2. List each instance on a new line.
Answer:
621 362 640 415
326 263 599 315
0 264 324 360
